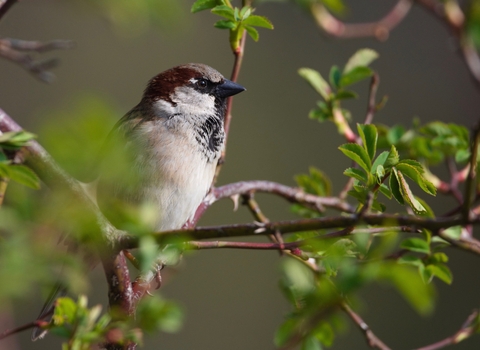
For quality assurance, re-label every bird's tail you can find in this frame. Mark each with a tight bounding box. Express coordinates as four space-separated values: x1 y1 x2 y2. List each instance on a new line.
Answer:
31 282 68 341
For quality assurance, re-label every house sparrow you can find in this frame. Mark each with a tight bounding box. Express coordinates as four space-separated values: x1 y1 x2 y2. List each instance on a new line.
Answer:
32 63 245 340
97 63 245 231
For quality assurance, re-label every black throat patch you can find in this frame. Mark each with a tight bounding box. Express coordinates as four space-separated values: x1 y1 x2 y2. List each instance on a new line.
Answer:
194 115 224 162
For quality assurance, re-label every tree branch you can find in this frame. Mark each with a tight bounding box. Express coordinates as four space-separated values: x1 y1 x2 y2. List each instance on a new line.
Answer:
341 303 391 350
364 73 380 125
414 0 480 87
0 0 17 20
311 0 413 41
415 309 480 350
118 214 480 254
214 27 247 182
0 38 74 83
0 108 119 244
462 123 480 221
188 180 354 228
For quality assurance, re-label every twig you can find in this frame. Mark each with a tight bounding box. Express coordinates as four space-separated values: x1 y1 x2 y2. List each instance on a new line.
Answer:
462 123 480 221
364 73 380 125
214 27 247 183
446 157 463 203
341 303 391 350
0 0 17 20
186 226 417 252
118 214 479 252
0 307 52 341
188 180 354 228
242 193 285 250
415 309 480 350
333 107 358 143
414 0 480 87
0 38 73 83
311 0 413 41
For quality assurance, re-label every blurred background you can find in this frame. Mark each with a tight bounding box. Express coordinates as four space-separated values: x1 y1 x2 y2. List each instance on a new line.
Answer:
1 0 480 349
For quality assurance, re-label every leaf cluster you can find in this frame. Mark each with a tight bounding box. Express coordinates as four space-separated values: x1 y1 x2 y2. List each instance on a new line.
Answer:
44 294 183 350
0 131 40 189
299 49 379 124
341 124 436 214
191 0 273 50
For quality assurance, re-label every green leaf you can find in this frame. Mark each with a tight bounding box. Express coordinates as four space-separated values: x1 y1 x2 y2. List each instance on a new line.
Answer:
239 6 251 20
301 335 322 350
329 65 341 88
347 188 367 204
244 25 259 41
442 226 462 240
295 167 332 196
275 318 299 347
455 149 470 163
0 130 37 149
309 108 331 122
372 200 386 212
338 143 372 173
344 168 367 183
322 0 346 14
283 259 314 294
398 159 423 172
53 297 78 325
381 264 435 315
340 66 374 87
387 125 405 145
242 15 274 29
396 163 436 196
389 169 404 204
334 90 358 100
312 321 335 346
376 164 385 181
214 20 236 29
191 0 219 13
394 168 426 213
426 263 453 284
298 68 332 100
379 183 392 199
138 235 158 273
357 124 378 161
343 48 379 74
137 296 184 333
5 165 40 189
211 5 236 21
415 197 435 218
384 145 399 168
398 255 424 267
371 151 389 174
401 238 430 254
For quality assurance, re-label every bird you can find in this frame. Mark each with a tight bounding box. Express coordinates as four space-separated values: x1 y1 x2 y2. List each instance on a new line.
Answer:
31 63 246 340
97 63 245 232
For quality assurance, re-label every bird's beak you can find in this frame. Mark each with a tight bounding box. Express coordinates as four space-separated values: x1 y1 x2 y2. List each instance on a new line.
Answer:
217 79 246 98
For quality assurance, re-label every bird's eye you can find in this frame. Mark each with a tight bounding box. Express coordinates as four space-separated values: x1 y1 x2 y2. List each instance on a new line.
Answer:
197 79 208 89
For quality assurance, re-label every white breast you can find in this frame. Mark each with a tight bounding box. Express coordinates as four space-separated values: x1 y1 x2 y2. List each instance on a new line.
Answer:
132 118 219 231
